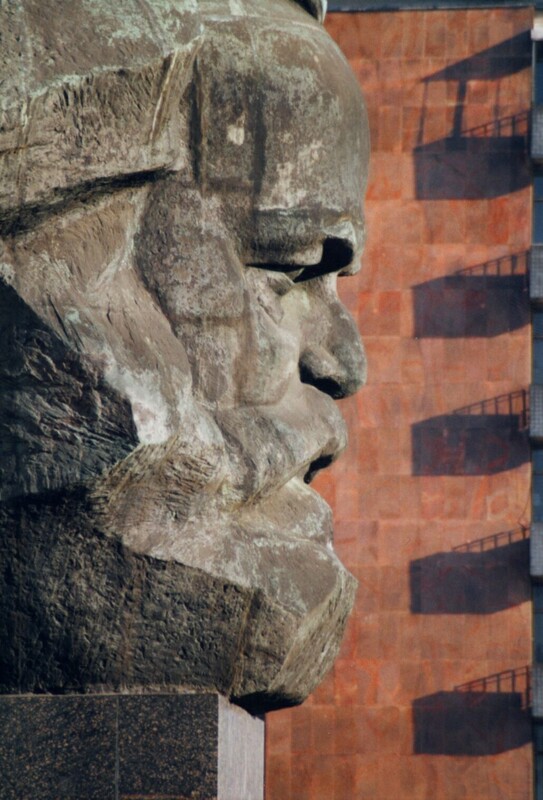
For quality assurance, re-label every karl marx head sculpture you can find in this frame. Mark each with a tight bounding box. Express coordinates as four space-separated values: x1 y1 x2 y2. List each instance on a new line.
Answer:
0 0 369 713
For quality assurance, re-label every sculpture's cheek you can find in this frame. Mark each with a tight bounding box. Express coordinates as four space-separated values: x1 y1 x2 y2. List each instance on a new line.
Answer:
235 284 300 407
173 296 298 409
173 318 246 407
145 236 246 324
135 182 247 326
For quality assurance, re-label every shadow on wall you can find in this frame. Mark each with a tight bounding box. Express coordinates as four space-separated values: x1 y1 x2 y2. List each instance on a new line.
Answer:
410 527 529 614
412 390 529 476
413 252 529 338
414 32 531 200
413 667 532 755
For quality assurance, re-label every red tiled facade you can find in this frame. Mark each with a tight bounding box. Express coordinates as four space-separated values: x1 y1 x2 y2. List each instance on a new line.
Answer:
266 9 533 799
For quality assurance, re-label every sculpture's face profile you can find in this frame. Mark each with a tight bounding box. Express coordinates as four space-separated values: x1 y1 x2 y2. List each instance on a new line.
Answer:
0 0 369 711
131 4 369 540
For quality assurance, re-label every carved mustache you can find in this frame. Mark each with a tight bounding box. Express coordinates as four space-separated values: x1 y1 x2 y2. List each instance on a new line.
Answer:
214 383 348 508
89 384 346 554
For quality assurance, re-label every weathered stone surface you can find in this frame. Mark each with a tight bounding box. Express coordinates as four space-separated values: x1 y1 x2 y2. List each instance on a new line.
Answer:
0 1 199 218
0 0 368 712
0 489 354 710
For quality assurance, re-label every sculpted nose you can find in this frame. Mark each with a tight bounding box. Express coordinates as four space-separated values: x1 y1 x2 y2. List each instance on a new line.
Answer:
299 287 366 400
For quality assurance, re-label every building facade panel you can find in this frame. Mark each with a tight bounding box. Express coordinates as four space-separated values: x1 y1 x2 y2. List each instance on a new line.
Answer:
266 8 533 799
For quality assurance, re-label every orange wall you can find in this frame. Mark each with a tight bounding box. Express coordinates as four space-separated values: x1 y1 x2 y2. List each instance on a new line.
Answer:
266 8 533 799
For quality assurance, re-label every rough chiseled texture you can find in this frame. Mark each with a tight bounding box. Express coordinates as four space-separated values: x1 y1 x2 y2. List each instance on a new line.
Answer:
0 0 368 712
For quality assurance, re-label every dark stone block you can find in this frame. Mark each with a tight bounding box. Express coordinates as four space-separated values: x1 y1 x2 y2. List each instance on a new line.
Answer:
0 696 116 800
0 693 264 800
118 695 218 798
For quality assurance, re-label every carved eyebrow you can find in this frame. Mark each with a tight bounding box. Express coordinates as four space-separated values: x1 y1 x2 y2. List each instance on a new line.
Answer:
0 167 166 238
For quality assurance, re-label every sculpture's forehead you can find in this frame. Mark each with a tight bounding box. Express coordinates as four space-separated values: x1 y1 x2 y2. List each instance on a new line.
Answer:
0 0 348 221
0 0 323 218
197 17 368 223
0 0 315 104
0 1 199 100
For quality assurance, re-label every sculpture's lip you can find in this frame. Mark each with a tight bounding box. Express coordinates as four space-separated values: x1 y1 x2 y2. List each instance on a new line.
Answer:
215 384 347 508
236 474 334 547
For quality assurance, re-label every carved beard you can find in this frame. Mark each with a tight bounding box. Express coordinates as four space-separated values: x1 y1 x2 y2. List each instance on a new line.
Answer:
0 174 358 710
0 1 368 710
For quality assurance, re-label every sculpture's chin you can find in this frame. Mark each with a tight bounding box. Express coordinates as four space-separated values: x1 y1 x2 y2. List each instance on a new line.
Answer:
227 485 358 712
245 476 335 546
0 483 356 713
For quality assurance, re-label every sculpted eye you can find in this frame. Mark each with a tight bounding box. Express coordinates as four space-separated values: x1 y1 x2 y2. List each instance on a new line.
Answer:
247 235 356 288
293 237 355 282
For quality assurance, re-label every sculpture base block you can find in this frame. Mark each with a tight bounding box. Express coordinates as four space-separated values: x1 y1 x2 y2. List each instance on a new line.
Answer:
0 692 264 800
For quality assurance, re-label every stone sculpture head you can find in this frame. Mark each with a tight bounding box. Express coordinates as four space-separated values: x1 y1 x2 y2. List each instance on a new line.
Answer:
0 0 369 712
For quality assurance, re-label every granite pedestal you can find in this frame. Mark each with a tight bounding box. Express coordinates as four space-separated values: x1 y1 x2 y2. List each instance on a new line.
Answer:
0 692 264 800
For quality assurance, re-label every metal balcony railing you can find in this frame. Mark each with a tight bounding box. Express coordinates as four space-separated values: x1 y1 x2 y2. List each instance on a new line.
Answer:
534 664 543 718
532 524 543 581
532 385 543 440
532 246 543 304
533 105 543 162
455 666 531 711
